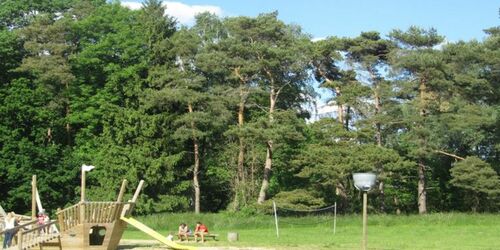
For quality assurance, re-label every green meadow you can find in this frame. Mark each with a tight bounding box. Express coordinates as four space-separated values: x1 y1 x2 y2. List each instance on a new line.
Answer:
122 213 500 249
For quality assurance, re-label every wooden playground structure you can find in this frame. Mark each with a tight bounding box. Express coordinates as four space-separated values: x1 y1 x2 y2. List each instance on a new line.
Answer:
1 173 195 250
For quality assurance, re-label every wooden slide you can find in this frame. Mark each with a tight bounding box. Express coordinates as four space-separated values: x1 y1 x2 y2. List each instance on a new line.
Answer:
121 216 197 250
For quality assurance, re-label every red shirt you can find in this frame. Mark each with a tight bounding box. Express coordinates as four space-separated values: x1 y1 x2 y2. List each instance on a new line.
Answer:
196 224 208 233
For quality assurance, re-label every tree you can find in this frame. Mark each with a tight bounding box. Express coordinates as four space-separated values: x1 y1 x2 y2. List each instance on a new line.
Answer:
0 0 80 29
343 31 395 211
232 12 312 204
311 37 349 125
450 156 500 212
389 26 447 214
293 118 412 212
17 13 76 145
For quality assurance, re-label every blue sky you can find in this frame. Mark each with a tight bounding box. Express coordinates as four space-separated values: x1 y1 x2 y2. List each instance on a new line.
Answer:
123 0 499 41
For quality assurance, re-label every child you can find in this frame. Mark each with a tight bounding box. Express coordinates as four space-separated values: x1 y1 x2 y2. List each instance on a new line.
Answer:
177 223 190 242
194 221 209 243
166 232 174 241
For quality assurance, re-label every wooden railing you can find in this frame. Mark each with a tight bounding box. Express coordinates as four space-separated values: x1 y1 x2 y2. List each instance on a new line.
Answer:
84 202 128 224
56 202 132 232
1 219 60 250
56 203 80 232
16 221 59 250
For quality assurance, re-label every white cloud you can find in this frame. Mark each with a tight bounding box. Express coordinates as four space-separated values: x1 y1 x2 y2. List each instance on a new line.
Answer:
121 1 223 25
121 1 142 10
164 1 222 25
311 37 326 42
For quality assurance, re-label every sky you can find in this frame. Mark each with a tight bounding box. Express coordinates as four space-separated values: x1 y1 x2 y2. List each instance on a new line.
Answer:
122 0 499 42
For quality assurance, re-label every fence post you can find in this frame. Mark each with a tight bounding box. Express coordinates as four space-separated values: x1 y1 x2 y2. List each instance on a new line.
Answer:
273 201 279 238
57 208 64 232
17 230 23 250
333 201 337 235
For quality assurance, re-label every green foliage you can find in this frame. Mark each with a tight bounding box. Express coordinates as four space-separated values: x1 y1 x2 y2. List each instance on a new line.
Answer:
266 189 326 210
450 156 500 211
0 1 499 216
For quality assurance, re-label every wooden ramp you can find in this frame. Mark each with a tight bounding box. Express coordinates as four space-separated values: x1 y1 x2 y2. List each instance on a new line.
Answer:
121 216 197 250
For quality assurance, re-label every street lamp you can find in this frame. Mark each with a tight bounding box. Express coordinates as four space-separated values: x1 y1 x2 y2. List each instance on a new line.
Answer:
353 173 377 250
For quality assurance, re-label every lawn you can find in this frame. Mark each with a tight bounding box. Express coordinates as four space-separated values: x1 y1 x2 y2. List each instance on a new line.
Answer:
122 212 500 249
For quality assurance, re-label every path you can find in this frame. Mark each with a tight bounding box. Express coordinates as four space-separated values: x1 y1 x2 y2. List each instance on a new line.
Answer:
118 240 274 250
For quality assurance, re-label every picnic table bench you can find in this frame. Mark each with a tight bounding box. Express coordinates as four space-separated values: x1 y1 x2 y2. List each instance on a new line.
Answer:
186 233 219 241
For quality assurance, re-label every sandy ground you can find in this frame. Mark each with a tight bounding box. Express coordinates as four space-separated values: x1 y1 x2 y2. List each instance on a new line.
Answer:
117 239 274 250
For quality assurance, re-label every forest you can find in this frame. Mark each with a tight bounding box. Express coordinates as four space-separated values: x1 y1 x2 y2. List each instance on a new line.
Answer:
1 0 499 216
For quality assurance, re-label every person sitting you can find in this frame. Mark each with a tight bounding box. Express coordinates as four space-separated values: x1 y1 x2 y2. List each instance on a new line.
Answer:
177 223 190 242
166 232 174 241
194 221 209 243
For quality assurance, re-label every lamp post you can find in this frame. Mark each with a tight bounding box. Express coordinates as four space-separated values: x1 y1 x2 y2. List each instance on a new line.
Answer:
353 173 377 250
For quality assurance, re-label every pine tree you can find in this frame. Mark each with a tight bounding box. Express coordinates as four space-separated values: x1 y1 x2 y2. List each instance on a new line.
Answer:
389 26 447 214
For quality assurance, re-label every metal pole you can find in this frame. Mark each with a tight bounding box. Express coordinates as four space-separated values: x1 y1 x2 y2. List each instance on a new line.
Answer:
362 192 368 250
273 201 279 238
333 201 337 235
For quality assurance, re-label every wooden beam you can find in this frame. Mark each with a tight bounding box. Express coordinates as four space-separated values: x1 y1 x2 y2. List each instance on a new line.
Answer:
32 175 36 219
131 180 144 203
116 179 128 203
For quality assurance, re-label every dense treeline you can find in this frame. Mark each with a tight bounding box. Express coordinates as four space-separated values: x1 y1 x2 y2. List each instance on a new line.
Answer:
1 0 499 215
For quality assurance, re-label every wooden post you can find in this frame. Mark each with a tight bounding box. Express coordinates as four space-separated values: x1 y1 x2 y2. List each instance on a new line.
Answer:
362 192 368 250
81 168 85 202
131 180 144 203
123 180 144 217
32 175 36 219
57 208 64 232
333 201 337 235
80 168 86 223
116 179 128 202
17 230 23 250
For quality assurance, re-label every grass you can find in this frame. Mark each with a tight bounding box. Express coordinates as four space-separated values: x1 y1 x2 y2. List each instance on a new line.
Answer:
122 212 500 249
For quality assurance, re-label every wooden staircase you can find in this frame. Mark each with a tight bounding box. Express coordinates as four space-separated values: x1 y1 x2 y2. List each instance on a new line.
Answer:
2 219 62 250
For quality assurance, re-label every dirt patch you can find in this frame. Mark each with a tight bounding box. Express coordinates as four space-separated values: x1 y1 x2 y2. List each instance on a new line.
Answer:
118 239 274 250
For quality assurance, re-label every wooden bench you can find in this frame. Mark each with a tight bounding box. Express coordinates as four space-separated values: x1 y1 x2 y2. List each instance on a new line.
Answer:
185 233 219 241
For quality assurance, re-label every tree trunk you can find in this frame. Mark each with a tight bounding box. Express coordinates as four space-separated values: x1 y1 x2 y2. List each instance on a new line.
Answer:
65 82 71 145
417 76 428 214
417 160 427 214
345 106 351 130
257 141 273 204
234 68 248 208
472 192 480 213
335 86 344 124
250 150 256 197
373 81 385 212
193 141 201 213
257 81 276 204
379 181 385 212
374 84 382 147
189 103 201 214
394 196 401 215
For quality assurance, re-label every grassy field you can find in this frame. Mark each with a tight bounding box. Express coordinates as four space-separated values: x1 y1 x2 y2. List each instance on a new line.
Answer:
122 212 500 249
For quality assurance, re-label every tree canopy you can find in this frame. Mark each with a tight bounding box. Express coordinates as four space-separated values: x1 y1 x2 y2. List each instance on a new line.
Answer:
1 2 499 215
